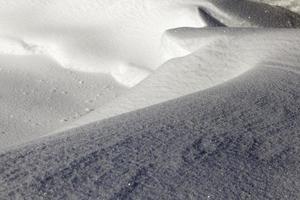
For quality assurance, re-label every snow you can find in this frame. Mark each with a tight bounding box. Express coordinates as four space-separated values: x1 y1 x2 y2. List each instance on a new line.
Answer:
0 54 126 149
0 0 208 149
57 28 300 132
0 0 205 86
1 0 300 149
0 1 300 197
1 60 300 199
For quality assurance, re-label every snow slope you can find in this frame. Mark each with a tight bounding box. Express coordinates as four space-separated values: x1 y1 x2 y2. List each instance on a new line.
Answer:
1 62 299 199
0 0 207 149
0 0 300 198
1 0 300 86
0 55 126 150
56 28 300 132
1 0 300 149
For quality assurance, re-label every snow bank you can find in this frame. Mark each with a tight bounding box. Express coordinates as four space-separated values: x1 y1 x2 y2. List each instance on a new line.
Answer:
54 28 300 133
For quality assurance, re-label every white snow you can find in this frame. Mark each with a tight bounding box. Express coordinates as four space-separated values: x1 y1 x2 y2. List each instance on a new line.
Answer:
0 0 206 87
0 54 126 149
0 0 300 149
0 0 206 149
56 28 300 132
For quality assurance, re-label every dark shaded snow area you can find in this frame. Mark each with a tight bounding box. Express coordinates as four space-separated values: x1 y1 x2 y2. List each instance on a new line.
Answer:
1 65 299 199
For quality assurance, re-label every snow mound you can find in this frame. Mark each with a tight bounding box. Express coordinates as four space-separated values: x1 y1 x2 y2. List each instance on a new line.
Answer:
54 27 300 132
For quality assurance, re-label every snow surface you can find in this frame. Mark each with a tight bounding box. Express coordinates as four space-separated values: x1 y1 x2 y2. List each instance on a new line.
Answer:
1 61 300 199
0 55 126 149
55 28 300 133
0 0 206 149
1 0 300 149
0 0 300 198
0 0 206 85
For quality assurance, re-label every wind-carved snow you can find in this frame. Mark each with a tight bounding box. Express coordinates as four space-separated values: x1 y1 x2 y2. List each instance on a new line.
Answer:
1 0 300 148
53 28 300 133
1 0 300 86
0 0 208 148
0 0 207 87
1 1 300 199
2 0 299 87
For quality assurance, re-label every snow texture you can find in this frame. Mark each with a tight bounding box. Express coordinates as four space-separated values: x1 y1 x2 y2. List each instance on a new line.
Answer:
58 28 300 132
0 0 300 199
1 65 300 199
